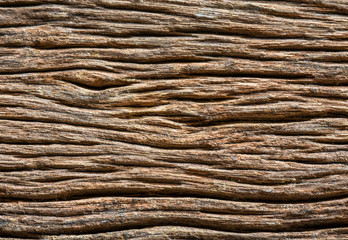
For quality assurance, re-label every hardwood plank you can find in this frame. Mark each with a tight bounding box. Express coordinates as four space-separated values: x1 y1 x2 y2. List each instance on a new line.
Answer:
0 0 347 239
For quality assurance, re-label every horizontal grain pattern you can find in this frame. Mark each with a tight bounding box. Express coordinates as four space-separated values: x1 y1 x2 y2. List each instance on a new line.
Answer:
1 166 347 187
1 1 347 27
0 169 347 202
1 76 347 109
1 210 347 236
0 115 346 151
2 45 348 65
1 0 347 239
1 51 346 78
1 197 346 216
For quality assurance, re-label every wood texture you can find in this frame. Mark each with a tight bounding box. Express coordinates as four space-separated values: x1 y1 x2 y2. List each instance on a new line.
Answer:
0 0 347 239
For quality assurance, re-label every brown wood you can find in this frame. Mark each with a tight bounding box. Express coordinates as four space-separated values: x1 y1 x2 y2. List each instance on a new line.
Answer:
0 0 347 239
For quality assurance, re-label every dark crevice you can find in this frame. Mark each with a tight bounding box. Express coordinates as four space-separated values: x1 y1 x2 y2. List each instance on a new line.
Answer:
74 29 187 38
299 94 348 101
11 153 113 158
235 99 295 106
0 44 160 50
0 2 47 7
56 79 132 91
0 140 98 146
177 28 318 40
270 132 324 136
189 72 311 79
84 57 214 65
313 60 348 64
0 66 118 76
2 189 348 204
46 221 348 236
185 114 347 127
268 158 348 165
0 233 37 239
125 85 178 93
30 176 84 183
203 53 288 62
312 139 348 145
258 46 348 52
168 97 235 103
289 81 348 87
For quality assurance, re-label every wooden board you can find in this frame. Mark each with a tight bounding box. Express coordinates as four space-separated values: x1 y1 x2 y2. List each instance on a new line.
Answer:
0 0 347 239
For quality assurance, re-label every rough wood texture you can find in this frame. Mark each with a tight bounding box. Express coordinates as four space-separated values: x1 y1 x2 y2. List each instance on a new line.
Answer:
0 0 347 239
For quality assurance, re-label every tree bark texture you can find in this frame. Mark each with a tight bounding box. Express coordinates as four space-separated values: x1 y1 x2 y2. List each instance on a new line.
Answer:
0 0 347 239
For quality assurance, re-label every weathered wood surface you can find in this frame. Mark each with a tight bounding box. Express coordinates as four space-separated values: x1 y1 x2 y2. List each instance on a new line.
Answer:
0 0 347 239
